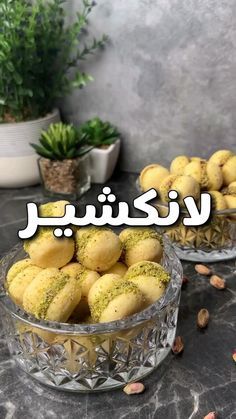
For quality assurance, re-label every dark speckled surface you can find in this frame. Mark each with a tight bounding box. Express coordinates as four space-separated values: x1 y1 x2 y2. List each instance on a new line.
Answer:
0 173 235 419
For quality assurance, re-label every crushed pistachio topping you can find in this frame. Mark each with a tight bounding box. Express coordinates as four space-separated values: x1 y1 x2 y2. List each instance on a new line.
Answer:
160 175 177 201
39 203 55 217
91 280 141 322
125 262 170 285
6 259 32 285
36 274 69 319
76 227 111 259
200 161 209 188
23 227 53 252
122 228 162 251
76 267 89 284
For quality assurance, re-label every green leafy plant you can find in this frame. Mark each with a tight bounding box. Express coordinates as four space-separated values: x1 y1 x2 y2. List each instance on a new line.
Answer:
31 122 92 160
0 0 107 122
80 117 119 147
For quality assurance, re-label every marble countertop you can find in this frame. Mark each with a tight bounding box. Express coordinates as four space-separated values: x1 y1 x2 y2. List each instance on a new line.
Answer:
0 173 235 419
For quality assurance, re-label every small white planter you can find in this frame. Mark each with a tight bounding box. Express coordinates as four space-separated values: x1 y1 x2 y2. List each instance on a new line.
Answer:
0 109 60 188
89 139 120 184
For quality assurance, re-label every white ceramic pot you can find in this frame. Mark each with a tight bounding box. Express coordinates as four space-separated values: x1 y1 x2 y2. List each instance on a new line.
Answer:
0 109 60 188
89 139 120 184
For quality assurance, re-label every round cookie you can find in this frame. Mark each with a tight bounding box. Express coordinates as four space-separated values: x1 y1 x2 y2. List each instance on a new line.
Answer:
75 227 122 272
209 150 234 166
221 155 236 185
208 191 227 211
124 261 170 306
170 155 190 175
139 164 169 192
227 181 236 195
6 259 42 307
23 268 81 322
61 263 100 319
39 200 70 217
209 150 236 185
184 160 223 190
24 200 74 269
89 279 144 323
88 274 123 308
6 258 33 284
159 174 200 203
119 228 163 267
24 231 75 269
102 262 128 277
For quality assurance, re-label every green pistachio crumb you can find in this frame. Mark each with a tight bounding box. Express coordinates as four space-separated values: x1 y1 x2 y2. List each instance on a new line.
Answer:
91 281 141 322
36 274 69 319
125 262 170 285
122 228 163 251
76 227 110 260
6 260 32 285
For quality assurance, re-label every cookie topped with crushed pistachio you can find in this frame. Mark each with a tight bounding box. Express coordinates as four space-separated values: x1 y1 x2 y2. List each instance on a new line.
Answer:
23 268 81 322
75 227 122 272
6 259 42 307
139 164 169 192
90 280 144 323
184 160 223 190
61 262 100 320
24 200 74 269
124 261 170 307
159 174 200 204
119 228 163 267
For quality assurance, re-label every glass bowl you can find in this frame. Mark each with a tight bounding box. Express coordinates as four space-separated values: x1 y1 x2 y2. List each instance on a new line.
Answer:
157 202 236 263
0 238 182 393
136 179 236 263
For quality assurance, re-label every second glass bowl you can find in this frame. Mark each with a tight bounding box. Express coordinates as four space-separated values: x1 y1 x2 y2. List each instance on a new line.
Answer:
136 178 236 262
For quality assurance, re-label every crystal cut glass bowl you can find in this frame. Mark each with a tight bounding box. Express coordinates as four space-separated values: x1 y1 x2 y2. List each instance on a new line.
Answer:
156 204 236 263
136 179 236 263
0 238 182 392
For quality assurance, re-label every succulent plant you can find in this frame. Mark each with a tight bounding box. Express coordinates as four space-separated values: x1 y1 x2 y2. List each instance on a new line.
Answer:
31 123 92 160
80 117 119 147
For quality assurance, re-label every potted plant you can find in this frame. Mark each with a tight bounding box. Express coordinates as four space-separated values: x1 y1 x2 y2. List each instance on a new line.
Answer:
80 117 120 183
31 122 92 198
0 0 106 187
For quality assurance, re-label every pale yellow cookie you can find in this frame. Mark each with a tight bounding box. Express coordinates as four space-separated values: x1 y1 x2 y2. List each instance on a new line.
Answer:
75 227 122 272
88 273 123 308
184 160 223 190
209 150 236 185
159 174 200 203
24 231 74 269
7 259 42 307
90 279 144 323
23 268 81 322
119 228 163 267
39 200 70 217
102 262 128 277
124 261 170 306
208 191 227 211
6 259 42 307
24 200 74 269
170 155 190 175
139 164 169 192
61 262 100 319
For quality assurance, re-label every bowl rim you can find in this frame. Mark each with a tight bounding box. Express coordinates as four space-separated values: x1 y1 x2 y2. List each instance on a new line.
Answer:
0 236 182 335
136 177 236 215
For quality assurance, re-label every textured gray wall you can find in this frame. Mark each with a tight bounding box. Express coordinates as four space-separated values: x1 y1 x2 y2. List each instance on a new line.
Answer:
62 0 236 172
